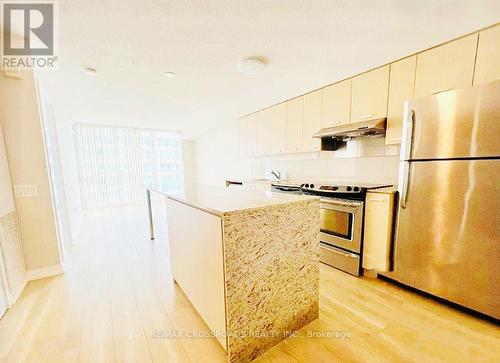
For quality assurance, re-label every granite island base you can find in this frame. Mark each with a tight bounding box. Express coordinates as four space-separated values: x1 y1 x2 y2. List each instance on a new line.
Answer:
163 185 320 362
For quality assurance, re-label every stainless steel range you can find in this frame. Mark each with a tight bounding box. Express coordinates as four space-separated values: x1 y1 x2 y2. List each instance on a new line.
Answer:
272 181 391 276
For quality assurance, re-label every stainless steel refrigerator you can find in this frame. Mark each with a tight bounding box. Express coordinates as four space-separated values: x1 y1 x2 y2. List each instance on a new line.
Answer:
383 81 500 319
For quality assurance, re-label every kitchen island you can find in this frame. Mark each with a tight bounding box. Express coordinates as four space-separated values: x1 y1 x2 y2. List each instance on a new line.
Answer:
160 184 320 362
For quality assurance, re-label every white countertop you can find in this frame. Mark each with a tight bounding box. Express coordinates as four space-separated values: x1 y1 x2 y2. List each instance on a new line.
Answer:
228 177 393 189
153 184 317 216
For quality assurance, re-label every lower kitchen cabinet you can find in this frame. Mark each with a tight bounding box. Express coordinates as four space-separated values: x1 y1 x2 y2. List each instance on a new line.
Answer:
362 191 395 272
166 198 227 349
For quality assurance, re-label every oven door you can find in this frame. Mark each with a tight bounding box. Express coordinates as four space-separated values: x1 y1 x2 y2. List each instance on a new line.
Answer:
319 198 363 253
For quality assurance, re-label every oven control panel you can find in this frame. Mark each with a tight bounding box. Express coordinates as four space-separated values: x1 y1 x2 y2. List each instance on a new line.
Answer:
301 183 364 194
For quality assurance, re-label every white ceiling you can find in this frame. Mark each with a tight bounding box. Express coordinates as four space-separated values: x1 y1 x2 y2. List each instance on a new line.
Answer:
36 0 500 139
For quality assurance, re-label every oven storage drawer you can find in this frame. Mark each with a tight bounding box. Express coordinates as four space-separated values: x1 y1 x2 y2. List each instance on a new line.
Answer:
320 243 361 276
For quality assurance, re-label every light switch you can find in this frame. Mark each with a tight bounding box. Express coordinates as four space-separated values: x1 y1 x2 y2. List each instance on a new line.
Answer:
13 185 38 197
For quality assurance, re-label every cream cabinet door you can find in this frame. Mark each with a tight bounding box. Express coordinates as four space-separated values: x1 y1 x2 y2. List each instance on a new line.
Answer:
362 192 395 272
474 24 500 85
166 199 227 349
385 56 416 145
238 116 248 158
321 79 351 127
351 65 389 122
285 97 303 153
241 114 257 157
256 109 270 156
269 104 286 154
414 34 478 98
302 90 322 152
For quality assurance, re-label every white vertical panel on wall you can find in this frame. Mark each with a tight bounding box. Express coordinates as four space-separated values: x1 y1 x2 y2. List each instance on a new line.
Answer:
0 129 15 216
0 212 26 298
0 128 25 306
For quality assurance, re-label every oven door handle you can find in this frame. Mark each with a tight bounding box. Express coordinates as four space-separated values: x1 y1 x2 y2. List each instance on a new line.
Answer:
320 199 363 208
275 187 298 192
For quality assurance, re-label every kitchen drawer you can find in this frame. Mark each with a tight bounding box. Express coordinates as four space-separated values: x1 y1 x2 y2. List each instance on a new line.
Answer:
320 243 360 276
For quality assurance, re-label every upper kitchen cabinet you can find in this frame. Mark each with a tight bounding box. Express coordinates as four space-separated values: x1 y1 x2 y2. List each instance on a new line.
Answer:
385 56 416 145
285 97 303 153
256 109 270 156
302 90 322 152
240 114 257 157
474 24 500 85
238 116 247 158
350 65 390 122
321 79 351 127
414 34 478 98
269 103 287 154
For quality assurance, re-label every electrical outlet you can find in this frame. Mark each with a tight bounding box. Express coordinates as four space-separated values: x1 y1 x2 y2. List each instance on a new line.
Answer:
13 185 38 198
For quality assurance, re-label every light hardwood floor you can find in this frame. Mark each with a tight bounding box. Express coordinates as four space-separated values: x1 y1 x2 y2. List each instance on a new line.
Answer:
0 205 498 363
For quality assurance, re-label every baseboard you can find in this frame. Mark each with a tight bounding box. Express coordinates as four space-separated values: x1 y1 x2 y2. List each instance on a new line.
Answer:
7 275 28 307
4 264 64 308
26 264 64 281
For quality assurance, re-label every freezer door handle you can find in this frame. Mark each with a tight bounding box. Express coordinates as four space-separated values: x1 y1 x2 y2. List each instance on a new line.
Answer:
401 108 415 161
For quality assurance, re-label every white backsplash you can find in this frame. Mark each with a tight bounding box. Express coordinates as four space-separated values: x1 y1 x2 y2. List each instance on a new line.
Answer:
194 122 401 186
260 138 400 185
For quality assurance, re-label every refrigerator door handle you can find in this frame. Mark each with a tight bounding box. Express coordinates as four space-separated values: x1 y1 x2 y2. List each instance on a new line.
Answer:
399 108 415 209
400 162 411 209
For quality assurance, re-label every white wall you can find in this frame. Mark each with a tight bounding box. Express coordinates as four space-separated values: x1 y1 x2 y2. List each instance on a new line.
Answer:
0 69 62 271
182 140 196 184
194 121 400 186
54 114 82 244
194 120 260 186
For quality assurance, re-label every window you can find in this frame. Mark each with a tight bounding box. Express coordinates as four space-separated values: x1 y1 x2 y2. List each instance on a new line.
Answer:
74 124 184 209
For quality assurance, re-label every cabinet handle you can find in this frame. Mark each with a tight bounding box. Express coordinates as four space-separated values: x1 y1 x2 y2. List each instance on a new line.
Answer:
432 88 451 95
361 113 375 119
368 197 386 202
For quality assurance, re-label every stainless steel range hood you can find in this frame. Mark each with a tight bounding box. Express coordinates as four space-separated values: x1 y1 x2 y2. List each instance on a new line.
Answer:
313 118 386 140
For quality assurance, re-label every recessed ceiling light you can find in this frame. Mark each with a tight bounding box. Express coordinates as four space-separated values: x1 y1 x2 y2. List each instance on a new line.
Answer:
164 71 176 78
238 58 265 75
84 67 97 76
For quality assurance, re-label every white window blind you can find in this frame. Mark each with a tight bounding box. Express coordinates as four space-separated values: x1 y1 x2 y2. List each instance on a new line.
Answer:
74 124 184 209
